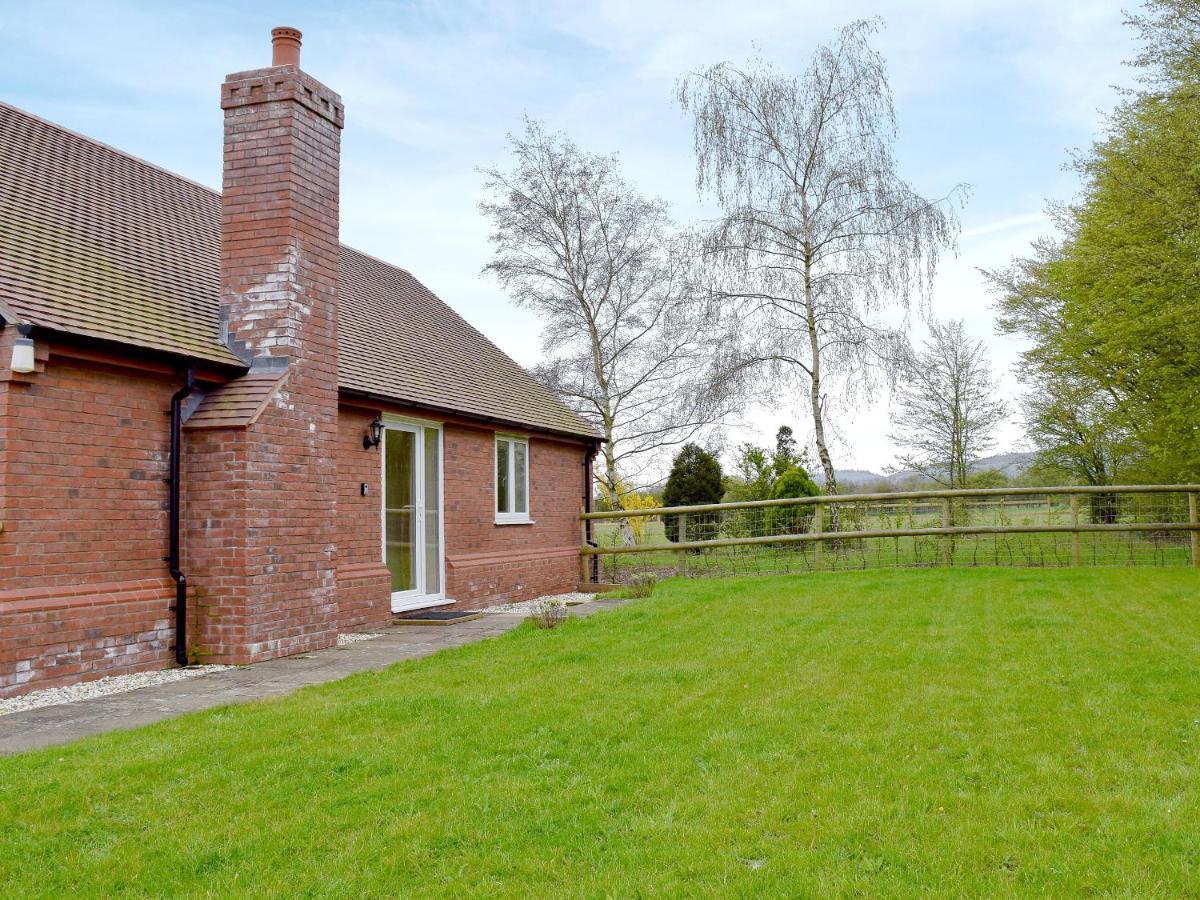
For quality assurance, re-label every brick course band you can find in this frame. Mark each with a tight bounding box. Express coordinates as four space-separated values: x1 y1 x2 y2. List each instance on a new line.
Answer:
0 579 176 695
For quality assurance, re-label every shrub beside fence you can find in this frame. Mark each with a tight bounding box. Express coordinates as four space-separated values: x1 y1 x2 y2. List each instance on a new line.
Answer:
581 485 1200 585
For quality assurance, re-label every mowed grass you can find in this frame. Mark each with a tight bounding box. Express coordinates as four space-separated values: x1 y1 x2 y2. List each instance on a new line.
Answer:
3 569 1200 896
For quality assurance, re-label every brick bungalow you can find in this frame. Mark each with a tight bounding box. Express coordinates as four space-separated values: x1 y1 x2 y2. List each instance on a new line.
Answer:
0 27 599 697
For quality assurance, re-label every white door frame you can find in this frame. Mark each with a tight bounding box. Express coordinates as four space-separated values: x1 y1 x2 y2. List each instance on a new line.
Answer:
381 415 449 613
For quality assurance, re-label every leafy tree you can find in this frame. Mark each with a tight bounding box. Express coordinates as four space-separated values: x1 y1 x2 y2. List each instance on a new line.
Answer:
765 466 820 535
724 442 775 503
772 426 805 479
724 425 811 504
985 239 1133 486
986 1 1200 482
1022 376 1134 488
662 444 723 542
966 469 1009 489
774 467 820 500
1125 0 1200 88
889 320 1008 489
676 20 963 509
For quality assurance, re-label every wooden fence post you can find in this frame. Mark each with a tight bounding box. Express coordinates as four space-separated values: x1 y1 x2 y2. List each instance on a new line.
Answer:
813 503 824 571
1070 494 1081 567
942 498 952 567
677 512 688 577
1190 493 1199 568
580 506 589 584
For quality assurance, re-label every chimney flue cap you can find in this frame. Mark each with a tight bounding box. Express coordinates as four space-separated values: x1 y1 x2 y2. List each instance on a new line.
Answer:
271 27 302 67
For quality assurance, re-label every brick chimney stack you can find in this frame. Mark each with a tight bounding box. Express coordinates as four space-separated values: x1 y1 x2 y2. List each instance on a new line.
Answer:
185 28 344 664
220 26 343 370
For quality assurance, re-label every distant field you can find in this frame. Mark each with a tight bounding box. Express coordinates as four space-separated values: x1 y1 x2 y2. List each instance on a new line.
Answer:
2 569 1198 895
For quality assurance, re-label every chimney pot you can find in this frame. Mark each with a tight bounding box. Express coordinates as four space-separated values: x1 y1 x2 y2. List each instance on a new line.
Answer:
271 26 302 67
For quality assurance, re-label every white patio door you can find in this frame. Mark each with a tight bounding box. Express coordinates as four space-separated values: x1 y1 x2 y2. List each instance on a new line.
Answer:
382 418 445 612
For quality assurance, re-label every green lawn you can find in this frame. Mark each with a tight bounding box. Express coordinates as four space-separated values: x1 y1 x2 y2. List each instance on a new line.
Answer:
4 569 1200 896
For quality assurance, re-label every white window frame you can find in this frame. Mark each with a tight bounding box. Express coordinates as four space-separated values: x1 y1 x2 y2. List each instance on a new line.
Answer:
495 433 532 525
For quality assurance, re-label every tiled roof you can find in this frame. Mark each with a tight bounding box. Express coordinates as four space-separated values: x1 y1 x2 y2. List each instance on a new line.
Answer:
0 102 597 440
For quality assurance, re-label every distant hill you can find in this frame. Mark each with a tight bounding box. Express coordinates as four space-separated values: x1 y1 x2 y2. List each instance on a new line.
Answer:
825 451 1036 487
967 451 1037 479
831 468 886 485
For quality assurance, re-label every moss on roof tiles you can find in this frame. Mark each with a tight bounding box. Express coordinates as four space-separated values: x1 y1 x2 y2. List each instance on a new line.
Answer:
0 101 597 439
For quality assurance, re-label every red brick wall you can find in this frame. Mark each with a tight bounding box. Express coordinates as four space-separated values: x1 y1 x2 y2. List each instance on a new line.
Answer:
0 345 180 696
335 406 391 630
444 422 587 606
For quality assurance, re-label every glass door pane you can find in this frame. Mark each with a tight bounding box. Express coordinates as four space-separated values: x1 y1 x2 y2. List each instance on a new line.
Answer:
424 428 441 594
514 441 527 513
496 439 509 512
384 428 416 593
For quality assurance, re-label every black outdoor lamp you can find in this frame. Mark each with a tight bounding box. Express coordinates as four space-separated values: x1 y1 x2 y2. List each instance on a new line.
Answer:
363 416 384 450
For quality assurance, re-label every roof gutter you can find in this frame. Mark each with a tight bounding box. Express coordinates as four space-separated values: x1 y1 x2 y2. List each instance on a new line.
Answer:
339 387 603 443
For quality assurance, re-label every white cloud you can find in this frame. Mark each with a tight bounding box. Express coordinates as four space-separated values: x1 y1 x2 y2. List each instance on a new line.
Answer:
962 212 1049 239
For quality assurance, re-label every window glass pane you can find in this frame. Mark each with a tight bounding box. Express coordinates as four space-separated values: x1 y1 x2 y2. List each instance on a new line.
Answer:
514 441 528 514
424 428 441 594
384 429 415 593
496 439 509 513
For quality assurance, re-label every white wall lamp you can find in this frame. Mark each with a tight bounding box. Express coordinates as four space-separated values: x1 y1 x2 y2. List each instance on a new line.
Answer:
10 324 35 374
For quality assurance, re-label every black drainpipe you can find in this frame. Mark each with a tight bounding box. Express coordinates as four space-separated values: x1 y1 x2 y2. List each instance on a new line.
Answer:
168 367 195 667
583 441 599 583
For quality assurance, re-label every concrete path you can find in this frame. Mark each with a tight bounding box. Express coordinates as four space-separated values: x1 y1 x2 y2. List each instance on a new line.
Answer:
0 599 623 756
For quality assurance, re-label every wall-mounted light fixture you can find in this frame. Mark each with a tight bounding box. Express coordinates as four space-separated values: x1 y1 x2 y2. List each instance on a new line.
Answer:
363 416 384 450
10 324 35 374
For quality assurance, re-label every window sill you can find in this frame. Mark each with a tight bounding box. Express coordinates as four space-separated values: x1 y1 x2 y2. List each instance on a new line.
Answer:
495 516 534 526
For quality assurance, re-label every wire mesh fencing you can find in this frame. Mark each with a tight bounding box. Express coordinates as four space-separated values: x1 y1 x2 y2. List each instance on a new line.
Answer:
581 485 1200 585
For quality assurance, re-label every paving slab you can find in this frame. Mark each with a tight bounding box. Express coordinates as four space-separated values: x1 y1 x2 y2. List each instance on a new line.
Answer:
0 600 622 756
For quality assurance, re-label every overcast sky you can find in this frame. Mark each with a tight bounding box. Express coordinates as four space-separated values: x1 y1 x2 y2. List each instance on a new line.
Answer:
0 0 1138 473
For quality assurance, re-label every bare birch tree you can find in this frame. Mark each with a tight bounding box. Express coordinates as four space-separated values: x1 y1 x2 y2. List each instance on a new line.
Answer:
676 19 963 516
888 319 1007 488
479 120 738 524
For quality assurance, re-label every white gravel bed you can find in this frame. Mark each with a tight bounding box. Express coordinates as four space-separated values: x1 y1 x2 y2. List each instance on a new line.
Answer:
0 665 231 717
483 591 594 614
337 632 384 646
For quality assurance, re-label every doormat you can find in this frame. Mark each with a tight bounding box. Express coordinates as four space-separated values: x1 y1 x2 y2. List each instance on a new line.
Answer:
394 610 484 626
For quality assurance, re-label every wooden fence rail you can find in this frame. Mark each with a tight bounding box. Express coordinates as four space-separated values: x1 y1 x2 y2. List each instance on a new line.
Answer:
582 484 1200 520
580 485 1200 575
